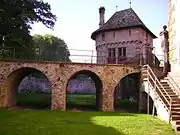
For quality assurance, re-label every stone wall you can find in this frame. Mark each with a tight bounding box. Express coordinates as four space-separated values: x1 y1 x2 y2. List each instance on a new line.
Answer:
0 61 140 111
168 0 178 65
168 0 180 88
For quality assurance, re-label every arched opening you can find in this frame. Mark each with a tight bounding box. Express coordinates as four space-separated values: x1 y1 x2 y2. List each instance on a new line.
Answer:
114 73 140 112
66 70 103 111
140 91 157 115
2 67 51 109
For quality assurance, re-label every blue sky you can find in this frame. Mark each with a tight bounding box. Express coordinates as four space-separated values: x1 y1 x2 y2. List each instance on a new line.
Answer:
31 0 167 62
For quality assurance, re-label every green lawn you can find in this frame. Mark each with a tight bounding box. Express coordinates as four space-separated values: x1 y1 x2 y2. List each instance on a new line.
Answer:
16 93 138 111
67 94 96 109
16 93 51 109
0 109 175 135
16 93 97 109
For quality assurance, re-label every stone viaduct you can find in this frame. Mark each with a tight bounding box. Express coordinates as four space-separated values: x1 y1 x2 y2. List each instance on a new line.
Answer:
0 60 140 111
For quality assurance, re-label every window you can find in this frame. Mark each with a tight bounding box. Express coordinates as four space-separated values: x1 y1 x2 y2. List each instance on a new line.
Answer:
122 47 126 56
108 48 112 57
129 30 131 36
108 48 116 57
112 48 115 57
118 48 122 56
113 31 116 38
118 47 126 57
102 33 105 41
108 48 116 64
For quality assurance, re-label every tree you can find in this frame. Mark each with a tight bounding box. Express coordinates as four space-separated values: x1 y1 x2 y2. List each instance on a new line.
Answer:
0 0 56 59
33 34 71 62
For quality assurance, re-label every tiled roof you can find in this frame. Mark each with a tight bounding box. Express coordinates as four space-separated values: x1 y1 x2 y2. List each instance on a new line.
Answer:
91 8 157 40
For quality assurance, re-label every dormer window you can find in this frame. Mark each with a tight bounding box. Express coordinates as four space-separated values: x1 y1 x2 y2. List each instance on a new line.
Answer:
129 30 131 36
102 33 105 41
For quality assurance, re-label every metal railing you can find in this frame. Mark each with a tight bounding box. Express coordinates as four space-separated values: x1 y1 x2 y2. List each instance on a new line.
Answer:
143 64 172 123
0 46 165 65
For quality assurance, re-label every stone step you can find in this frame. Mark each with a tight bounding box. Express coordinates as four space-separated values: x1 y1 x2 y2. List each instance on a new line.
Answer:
160 83 169 85
159 88 174 92
159 88 173 92
141 70 147 73
159 85 170 88
159 82 169 85
162 91 176 95
176 120 180 125
171 111 180 115
171 104 180 107
160 94 178 98
158 84 171 88
165 101 180 105
160 80 168 82
166 104 180 108
162 93 177 97
172 98 180 101
172 101 180 104
171 108 180 112
176 126 180 131
172 115 180 121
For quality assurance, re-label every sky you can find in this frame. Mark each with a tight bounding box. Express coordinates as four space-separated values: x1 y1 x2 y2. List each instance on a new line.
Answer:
31 0 168 62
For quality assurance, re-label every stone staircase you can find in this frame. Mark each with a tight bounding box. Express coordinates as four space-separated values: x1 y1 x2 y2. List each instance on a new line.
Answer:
141 65 180 133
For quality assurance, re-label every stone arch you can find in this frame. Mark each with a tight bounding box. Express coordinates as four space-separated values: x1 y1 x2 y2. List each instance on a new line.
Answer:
66 70 103 110
0 67 52 108
113 68 141 88
113 72 141 112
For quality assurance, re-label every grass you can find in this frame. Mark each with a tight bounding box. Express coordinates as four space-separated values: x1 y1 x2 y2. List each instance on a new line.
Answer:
16 93 51 109
67 94 96 109
16 93 97 109
0 109 175 135
16 93 138 111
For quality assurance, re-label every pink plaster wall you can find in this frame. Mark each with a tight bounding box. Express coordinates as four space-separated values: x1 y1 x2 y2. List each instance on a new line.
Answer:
95 27 154 64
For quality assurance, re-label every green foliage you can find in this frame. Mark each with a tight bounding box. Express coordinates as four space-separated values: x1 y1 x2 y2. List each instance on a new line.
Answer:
0 0 56 54
33 34 71 62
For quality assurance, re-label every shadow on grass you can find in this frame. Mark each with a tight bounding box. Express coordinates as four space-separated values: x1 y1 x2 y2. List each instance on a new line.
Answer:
0 109 132 135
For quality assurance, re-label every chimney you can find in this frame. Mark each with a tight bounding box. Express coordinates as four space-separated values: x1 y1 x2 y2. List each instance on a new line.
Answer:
99 7 105 28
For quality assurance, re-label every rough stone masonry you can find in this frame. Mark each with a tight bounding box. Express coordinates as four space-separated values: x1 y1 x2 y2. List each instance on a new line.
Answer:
0 60 140 111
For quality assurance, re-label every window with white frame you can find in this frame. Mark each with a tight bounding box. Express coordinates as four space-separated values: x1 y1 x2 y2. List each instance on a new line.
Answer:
118 47 126 57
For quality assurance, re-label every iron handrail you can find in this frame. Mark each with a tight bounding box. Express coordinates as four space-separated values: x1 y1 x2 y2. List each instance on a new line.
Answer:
167 74 180 96
143 65 172 122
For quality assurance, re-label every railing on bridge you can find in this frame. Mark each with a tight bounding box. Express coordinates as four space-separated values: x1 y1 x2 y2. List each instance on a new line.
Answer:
0 46 166 66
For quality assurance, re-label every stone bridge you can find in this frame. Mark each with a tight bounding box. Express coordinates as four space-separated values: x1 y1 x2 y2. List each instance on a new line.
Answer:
0 60 141 111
